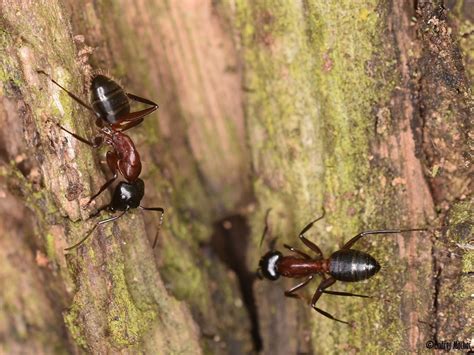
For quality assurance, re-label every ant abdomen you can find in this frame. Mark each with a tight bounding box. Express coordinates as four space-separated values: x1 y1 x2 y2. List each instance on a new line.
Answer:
91 75 130 123
329 249 381 282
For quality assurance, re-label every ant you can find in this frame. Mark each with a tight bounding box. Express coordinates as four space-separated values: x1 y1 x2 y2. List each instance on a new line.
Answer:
64 178 164 251
37 70 157 205
36 71 165 250
257 209 426 324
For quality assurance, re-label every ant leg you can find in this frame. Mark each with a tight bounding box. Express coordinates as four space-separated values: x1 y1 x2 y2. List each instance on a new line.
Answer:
342 228 428 250
139 206 165 248
86 175 117 206
111 92 159 130
64 210 127 251
283 244 311 259
37 70 96 114
117 118 144 132
127 93 159 108
311 277 350 325
57 124 102 147
298 208 326 258
86 151 119 206
322 290 370 298
284 276 313 298
88 204 109 219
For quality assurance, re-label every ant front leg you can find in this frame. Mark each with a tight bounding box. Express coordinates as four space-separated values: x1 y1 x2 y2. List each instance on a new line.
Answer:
341 228 428 250
311 277 350 325
85 151 119 206
88 204 109 219
298 209 326 258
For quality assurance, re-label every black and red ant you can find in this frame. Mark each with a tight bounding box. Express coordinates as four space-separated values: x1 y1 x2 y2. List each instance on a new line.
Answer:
38 70 157 205
37 70 164 250
64 178 164 251
258 209 426 324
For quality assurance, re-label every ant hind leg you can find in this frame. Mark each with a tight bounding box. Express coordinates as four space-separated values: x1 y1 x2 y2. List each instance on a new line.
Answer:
311 277 351 325
342 228 428 250
322 289 371 298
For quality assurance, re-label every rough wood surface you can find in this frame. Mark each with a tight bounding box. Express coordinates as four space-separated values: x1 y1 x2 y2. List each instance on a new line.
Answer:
0 0 471 354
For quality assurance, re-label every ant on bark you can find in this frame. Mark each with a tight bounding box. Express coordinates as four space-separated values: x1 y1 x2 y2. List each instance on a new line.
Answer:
38 70 158 205
258 209 426 324
37 70 164 250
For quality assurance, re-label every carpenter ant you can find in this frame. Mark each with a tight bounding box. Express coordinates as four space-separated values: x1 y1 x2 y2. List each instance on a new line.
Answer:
65 178 164 251
37 70 158 131
258 209 426 324
36 71 164 251
37 70 151 205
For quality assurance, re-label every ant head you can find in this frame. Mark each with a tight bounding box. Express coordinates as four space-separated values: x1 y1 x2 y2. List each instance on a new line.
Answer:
109 179 145 211
258 250 282 281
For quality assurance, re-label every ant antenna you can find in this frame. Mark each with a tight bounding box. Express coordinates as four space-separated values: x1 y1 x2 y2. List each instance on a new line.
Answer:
259 208 272 248
65 210 127 251
139 206 165 248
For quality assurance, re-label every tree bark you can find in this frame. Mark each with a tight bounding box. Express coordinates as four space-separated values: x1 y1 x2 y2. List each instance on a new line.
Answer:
0 0 471 354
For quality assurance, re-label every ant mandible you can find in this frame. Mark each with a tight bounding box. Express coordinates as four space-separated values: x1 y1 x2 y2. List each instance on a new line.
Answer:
37 70 157 205
258 209 427 324
64 178 164 251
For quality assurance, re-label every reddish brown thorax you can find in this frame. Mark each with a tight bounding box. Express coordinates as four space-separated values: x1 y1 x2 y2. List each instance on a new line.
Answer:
277 257 330 278
110 131 142 181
